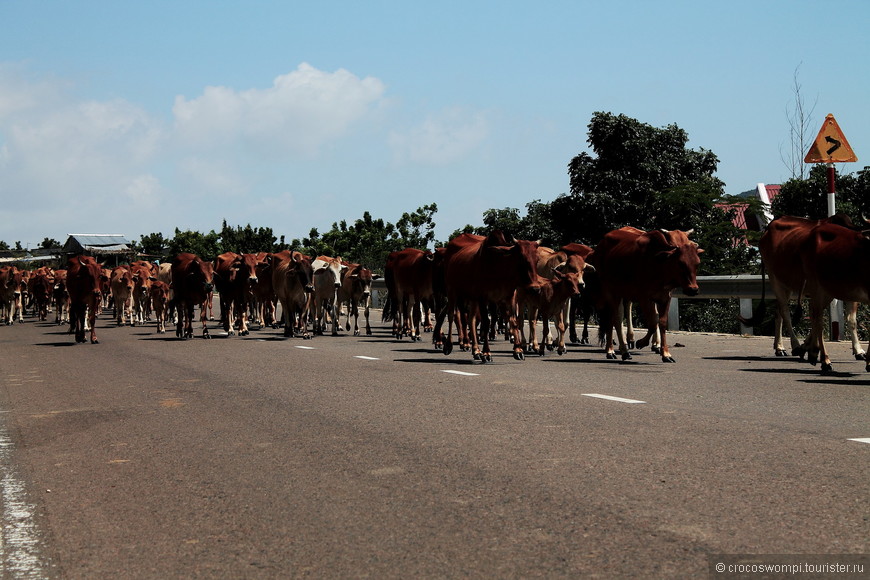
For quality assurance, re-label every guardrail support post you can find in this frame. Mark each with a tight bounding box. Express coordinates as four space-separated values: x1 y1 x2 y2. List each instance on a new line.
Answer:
668 298 679 331
739 298 754 335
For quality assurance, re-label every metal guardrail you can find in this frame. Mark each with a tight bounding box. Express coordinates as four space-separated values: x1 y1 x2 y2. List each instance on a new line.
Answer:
370 275 773 335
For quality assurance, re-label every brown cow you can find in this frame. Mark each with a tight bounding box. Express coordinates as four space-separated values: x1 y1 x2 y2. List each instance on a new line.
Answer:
798 222 870 373
252 252 277 329
28 270 54 321
213 252 264 336
66 255 106 343
442 231 543 361
0 266 24 325
53 269 70 325
382 248 438 341
149 280 171 334
338 261 379 336
130 261 154 326
588 227 703 363
560 243 596 345
170 253 214 339
110 266 134 326
518 251 591 355
270 250 315 338
739 214 865 361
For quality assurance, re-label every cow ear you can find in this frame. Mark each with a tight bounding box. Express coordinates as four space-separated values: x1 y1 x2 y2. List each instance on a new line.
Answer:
696 248 705 254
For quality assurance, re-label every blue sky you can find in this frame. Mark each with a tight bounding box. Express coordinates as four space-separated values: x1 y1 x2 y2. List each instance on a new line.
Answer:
1 0 868 250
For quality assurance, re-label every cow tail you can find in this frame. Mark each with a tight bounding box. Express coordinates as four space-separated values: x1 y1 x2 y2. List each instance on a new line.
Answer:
381 265 397 323
791 281 805 322
381 292 395 322
737 260 767 327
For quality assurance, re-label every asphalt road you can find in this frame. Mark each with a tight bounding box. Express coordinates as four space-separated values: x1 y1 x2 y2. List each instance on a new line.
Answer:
0 308 867 579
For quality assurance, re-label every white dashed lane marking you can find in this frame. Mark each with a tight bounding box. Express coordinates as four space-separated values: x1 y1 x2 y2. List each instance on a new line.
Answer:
582 394 646 404
441 370 480 377
847 438 870 445
294 345 315 350
354 356 380 361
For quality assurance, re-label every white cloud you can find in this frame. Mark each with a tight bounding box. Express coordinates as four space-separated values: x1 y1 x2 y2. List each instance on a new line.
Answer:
389 107 489 165
172 62 386 156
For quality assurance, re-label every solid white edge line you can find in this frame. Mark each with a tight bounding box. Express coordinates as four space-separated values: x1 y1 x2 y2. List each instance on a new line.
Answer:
441 370 480 377
0 415 50 576
847 438 870 444
582 393 646 404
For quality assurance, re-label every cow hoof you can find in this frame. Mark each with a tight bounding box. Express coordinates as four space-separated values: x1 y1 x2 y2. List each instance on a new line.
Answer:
821 362 834 373
606 352 617 360
775 349 788 357
91 339 99 344
662 356 676 363
240 330 249 336
855 352 866 361
538 347 545 357
513 350 524 361
557 347 566 355
621 352 632 361
627 341 635 349
793 346 807 358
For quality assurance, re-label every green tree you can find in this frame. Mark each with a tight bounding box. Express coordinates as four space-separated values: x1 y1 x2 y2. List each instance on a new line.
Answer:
772 164 870 220
167 228 220 260
139 233 168 258
218 220 278 254
451 200 560 245
293 206 439 272
560 111 722 245
395 203 438 249
0 241 9 251
39 237 61 250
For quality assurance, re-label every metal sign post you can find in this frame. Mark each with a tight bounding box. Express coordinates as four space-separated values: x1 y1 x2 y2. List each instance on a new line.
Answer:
804 114 858 341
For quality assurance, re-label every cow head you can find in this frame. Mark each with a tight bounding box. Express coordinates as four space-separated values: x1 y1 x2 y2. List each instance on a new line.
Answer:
238 253 260 287
291 252 315 293
657 229 704 296
71 256 105 300
314 256 347 289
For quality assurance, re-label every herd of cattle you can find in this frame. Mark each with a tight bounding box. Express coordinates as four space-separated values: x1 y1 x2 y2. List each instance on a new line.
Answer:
1 217 869 373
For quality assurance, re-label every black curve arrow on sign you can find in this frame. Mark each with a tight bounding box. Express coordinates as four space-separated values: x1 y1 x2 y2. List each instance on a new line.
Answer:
825 135 842 156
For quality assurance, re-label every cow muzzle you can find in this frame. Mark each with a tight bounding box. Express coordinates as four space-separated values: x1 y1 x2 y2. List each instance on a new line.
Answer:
682 286 699 297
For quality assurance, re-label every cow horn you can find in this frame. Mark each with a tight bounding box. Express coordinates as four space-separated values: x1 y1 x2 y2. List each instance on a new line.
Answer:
685 228 695 235
584 263 596 272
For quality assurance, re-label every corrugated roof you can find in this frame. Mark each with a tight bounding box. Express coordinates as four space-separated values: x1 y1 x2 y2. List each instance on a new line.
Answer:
67 234 130 247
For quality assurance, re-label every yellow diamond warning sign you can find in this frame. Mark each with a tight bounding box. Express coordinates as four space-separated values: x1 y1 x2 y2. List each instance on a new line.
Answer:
805 114 857 163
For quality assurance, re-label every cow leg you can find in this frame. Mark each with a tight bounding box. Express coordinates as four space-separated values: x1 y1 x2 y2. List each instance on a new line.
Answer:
612 301 631 360
88 297 99 344
331 299 340 336
71 303 86 343
363 296 372 336
201 300 211 339
539 309 550 357
845 301 866 360
525 304 538 354
504 299 525 361
624 300 636 350
808 295 833 372
442 299 455 356
655 297 676 363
